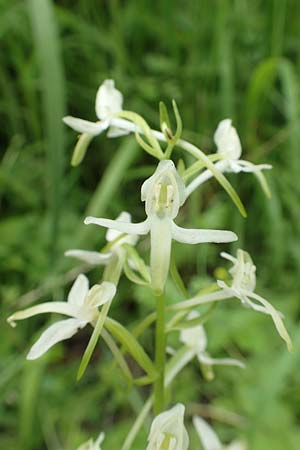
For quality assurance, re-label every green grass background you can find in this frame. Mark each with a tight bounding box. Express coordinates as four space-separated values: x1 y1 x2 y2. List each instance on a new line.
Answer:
1 0 300 449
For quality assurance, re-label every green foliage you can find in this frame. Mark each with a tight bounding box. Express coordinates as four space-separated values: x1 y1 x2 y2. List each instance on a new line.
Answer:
1 0 300 449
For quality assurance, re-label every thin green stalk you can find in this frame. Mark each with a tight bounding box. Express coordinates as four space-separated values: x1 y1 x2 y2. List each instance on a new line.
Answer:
77 253 124 380
153 292 166 415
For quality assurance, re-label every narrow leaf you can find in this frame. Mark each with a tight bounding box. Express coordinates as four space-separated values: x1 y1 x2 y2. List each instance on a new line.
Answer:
77 301 111 380
71 133 93 166
105 317 158 379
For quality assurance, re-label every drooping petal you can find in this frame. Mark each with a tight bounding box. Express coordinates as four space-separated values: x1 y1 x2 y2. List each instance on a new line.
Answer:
172 222 238 244
214 119 242 160
95 79 123 120
193 416 222 450
239 295 271 315
243 289 293 351
63 116 108 135
65 249 112 265
27 318 86 360
7 302 79 327
84 216 150 236
150 216 173 294
232 159 272 173
68 274 89 307
198 353 245 369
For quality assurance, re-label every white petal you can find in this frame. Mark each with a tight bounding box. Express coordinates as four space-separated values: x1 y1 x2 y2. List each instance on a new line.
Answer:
147 403 189 450
95 432 105 448
243 290 293 352
172 222 237 244
227 440 247 450
233 159 272 173
105 211 132 242
185 170 214 197
76 432 105 450
63 116 108 135
95 79 123 120
84 216 150 236
193 416 222 450
165 348 195 386
7 302 79 327
76 439 94 450
214 119 242 160
65 249 112 265
171 289 231 311
220 251 237 264
240 297 270 315
27 318 86 360
180 311 207 352
68 274 89 307
198 353 245 369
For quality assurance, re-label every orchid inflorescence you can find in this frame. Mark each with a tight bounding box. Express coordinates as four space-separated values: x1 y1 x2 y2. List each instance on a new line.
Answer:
7 80 291 449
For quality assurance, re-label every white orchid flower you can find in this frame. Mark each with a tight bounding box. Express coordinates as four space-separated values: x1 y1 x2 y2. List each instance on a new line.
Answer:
179 311 245 369
65 212 138 266
63 79 129 139
7 275 116 360
186 119 272 197
77 432 105 450
217 250 292 351
84 160 237 293
147 403 189 450
173 249 292 351
193 416 246 450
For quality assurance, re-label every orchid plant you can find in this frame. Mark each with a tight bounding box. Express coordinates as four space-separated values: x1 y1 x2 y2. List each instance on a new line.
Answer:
7 80 292 449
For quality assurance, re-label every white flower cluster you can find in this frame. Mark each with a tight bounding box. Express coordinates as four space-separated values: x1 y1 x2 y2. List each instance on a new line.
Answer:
7 79 290 450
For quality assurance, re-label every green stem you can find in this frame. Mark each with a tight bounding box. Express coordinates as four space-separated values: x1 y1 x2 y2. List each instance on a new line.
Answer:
153 292 166 415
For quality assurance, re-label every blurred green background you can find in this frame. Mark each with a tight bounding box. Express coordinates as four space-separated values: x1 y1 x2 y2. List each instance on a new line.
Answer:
1 0 300 449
